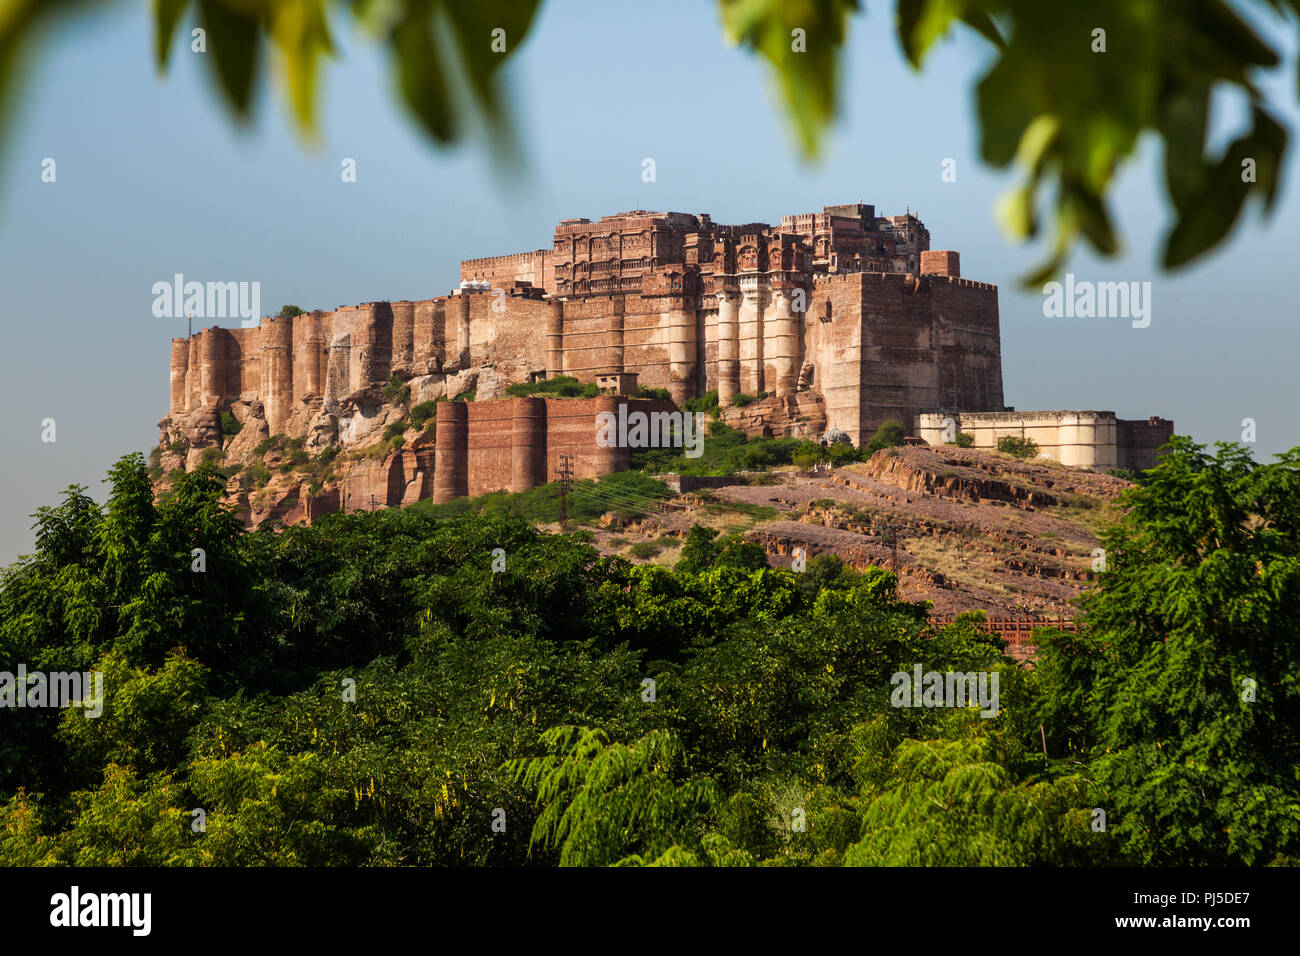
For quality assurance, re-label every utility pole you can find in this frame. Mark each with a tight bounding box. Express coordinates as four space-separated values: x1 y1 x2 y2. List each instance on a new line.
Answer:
557 455 574 524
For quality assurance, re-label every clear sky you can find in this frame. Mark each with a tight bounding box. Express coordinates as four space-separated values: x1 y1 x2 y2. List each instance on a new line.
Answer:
1 0 1297 563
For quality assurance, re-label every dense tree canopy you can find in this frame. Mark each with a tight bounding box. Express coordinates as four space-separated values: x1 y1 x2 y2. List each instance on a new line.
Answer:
1 440 1297 865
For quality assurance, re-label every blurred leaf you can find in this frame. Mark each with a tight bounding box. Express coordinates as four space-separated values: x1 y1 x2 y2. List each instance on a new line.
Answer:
198 0 263 117
390 4 454 143
1160 87 1211 211
1 0 1298 280
1162 107 1287 268
718 0 860 159
993 182 1035 240
152 0 191 71
438 0 540 118
896 0 1002 68
1063 182 1117 256
268 0 335 134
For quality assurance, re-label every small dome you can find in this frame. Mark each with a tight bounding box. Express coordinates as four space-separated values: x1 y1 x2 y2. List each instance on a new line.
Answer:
823 426 850 445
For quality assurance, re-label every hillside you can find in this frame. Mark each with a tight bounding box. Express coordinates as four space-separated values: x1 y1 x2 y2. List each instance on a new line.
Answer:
580 445 1131 623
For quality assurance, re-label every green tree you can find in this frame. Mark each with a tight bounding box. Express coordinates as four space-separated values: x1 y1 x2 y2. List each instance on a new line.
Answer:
843 733 1098 866
675 524 722 574
57 649 208 781
507 726 718 867
57 764 194 866
188 742 375 865
1038 438 1300 864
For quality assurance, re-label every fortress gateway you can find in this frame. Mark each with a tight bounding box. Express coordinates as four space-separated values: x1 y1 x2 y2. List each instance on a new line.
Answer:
159 204 1171 517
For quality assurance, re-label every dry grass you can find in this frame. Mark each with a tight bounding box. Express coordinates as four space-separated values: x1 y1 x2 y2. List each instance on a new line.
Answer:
1050 494 1124 537
905 535 1023 597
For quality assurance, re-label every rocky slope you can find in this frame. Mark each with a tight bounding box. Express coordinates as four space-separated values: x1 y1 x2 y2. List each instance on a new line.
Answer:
154 364 492 527
582 445 1131 623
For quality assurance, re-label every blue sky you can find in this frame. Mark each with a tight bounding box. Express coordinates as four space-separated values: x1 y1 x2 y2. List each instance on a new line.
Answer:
1 0 1297 562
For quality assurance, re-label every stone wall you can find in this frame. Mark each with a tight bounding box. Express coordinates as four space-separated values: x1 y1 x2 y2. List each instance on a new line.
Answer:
429 395 679 503
169 269 1004 455
917 410 1173 470
460 249 552 292
1116 417 1175 470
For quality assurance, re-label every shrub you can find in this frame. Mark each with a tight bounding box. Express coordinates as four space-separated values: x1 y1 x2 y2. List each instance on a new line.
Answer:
254 434 289 457
383 421 407 442
732 393 757 408
635 385 673 402
951 432 975 448
383 374 411 406
996 435 1040 459
628 541 662 559
826 442 864 465
409 401 438 430
167 440 187 455
676 525 721 573
219 411 242 437
867 419 907 453
244 463 272 488
390 435 406 451
277 304 306 319
504 376 598 400
793 447 828 470
685 390 719 415
631 420 867 477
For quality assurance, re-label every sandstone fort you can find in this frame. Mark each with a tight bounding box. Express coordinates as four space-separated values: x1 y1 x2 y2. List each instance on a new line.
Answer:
157 203 1171 521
